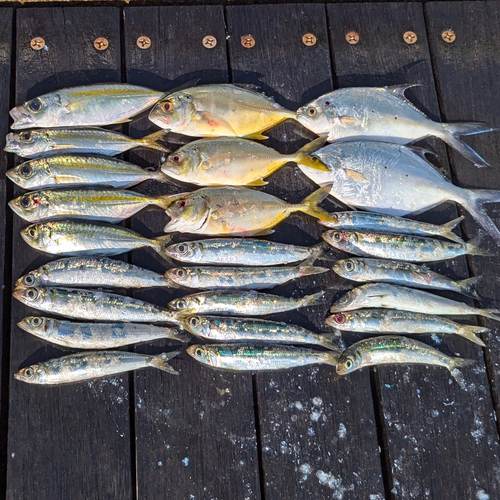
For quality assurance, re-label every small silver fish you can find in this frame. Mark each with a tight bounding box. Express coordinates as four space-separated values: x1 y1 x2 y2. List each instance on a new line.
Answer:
15 350 180 384
336 335 472 388
18 316 190 348
187 343 340 372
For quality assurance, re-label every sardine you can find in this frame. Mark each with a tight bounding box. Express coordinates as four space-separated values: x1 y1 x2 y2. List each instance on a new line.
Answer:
296 85 494 167
326 309 488 346
187 343 340 371
13 286 181 324
18 316 190 348
168 290 325 316
15 350 180 384
7 155 168 190
333 258 482 299
149 84 296 139
4 128 167 158
330 283 500 321
336 335 472 388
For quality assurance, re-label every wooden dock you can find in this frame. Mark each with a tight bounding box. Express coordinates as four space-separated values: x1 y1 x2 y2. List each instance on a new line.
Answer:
1 3 500 498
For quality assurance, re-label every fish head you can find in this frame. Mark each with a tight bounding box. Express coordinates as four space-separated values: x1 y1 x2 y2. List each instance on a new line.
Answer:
14 363 47 384
10 94 62 129
16 268 44 288
168 295 203 314
164 267 199 287
324 230 356 250
9 191 50 223
296 95 334 136
149 92 196 132
165 240 202 261
6 158 52 189
13 285 47 309
187 344 217 366
326 312 350 327
161 145 202 179
4 130 51 157
17 316 49 336
21 223 52 251
180 315 210 336
164 193 210 233
333 258 365 279
336 349 363 375
329 288 360 312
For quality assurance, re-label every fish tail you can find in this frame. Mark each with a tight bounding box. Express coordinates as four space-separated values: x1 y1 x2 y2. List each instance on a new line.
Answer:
321 347 341 366
460 190 500 244
293 137 329 172
139 130 170 153
318 331 342 351
300 291 326 308
449 358 475 389
152 234 173 260
172 330 192 343
149 351 181 375
150 169 170 183
302 242 330 265
155 192 189 210
476 307 500 322
298 187 336 223
297 265 329 278
441 122 496 168
456 275 483 300
440 216 465 243
456 324 488 347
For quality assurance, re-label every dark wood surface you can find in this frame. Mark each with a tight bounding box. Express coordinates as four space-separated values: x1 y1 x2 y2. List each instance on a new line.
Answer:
1 3 500 499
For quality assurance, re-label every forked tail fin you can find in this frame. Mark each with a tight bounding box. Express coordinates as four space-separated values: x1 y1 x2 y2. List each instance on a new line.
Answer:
439 216 464 243
449 357 475 390
456 324 488 347
318 331 342 351
139 130 170 153
459 190 500 244
298 187 336 223
149 351 181 375
456 275 483 300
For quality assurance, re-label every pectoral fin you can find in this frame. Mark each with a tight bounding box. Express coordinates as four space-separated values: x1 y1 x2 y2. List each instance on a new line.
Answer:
243 132 269 140
339 116 359 126
197 111 238 135
343 169 367 182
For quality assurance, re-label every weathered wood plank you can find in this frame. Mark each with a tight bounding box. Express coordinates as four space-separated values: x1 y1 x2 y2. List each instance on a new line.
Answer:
329 3 500 498
226 4 385 499
6 8 134 500
124 7 262 499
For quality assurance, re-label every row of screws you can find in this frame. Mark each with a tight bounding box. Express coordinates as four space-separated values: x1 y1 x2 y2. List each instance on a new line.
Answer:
347 29 457 45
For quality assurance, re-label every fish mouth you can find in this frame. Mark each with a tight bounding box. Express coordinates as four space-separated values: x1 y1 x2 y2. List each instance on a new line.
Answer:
13 371 24 381
148 109 171 130
8 199 24 219
10 107 35 129
4 133 20 153
5 168 23 186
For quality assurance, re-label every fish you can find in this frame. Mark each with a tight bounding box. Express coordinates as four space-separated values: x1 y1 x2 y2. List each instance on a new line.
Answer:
163 186 335 236
6 155 169 190
187 344 340 372
18 316 190 348
21 220 171 258
299 141 500 243
336 335 472 388
13 286 181 324
168 290 325 316
330 283 500 321
323 230 486 262
4 127 168 158
333 258 482 299
164 239 327 266
161 137 328 186
326 309 488 346
181 315 337 349
10 83 165 129
149 84 296 139
10 188 175 224
319 212 464 243
17 257 175 289
164 264 328 289
14 350 180 384
296 84 494 167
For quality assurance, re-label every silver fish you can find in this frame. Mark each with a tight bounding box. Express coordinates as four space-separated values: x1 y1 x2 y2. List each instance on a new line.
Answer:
333 258 482 299
18 316 190 348
326 309 487 346
330 283 500 321
296 84 494 167
14 350 180 384
187 343 340 372
336 335 472 388
13 286 180 324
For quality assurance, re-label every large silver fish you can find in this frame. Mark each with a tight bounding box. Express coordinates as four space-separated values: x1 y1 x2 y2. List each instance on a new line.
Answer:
299 141 500 242
10 83 164 129
296 85 494 167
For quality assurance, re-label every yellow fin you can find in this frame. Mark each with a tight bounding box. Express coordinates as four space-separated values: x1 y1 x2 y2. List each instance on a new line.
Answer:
344 169 367 181
250 229 275 236
340 116 359 126
298 186 336 223
243 132 268 140
246 179 268 186
139 130 169 152
295 154 330 172
297 136 327 154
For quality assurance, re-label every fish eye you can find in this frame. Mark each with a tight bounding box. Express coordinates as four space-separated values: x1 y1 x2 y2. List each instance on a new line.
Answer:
24 367 34 378
28 98 42 112
344 260 355 271
171 154 182 164
176 268 187 278
334 314 346 324
344 359 353 370
325 101 330 106
20 196 32 208
20 165 32 177
177 244 188 254
195 347 204 357
161 101 174 113
26 289 39 300
28 227 37 238
307 107 317 116
339 293 349 303
176 299 187 309
189 316 200 328
23 274 35 286
333 232 342 241
30 317 43 327
20 132 33 142
177 199 188 209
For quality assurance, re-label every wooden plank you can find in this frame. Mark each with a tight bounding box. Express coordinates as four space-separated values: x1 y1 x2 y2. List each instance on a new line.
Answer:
329 3 500 498
6 8 134 500
226 5 385 499
124 7 262 500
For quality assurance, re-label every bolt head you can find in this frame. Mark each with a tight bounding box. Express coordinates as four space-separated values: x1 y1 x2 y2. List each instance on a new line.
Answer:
137 36 151 49
346 31 360 45
442 30 456 43
403 31 418 44
302 33 317 47
241 36 255 48
30 37 45 50
94 37 109 51
203 36 217 49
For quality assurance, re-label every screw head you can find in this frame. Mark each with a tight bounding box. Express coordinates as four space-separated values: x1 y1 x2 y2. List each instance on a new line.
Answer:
346 31 360 45
302 33 317 47
94 37 109 51
403 31 417 44
30 37 45 50
202 36 217 49
442 30 456 43
137 36 151 49
241 36 255 48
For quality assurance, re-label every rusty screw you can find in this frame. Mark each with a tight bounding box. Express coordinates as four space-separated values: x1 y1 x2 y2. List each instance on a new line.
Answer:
137 36 151 49
241 36 255 48
302 33 317 47
442 30 456 43
346 31 360 45
202 36 217 49
403 31 418 44
94 37 109 51
30 37 45 51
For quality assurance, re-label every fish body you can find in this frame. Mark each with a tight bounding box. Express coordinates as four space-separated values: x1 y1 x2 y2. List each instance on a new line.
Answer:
168 290 325 315
14 350 180 384
299 141 500 242
330 283 500 321
10 83 164 129
296 85 493 167
7 155 168 190
187 343 339 371
149 84 296 138
326 309 487 346
164 265 327 289
333 258 482 299
18 316 190 348
13 286 180 324
17 257 173 289
21 220 171 257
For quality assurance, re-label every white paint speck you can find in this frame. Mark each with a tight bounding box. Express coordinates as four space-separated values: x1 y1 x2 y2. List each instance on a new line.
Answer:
471 418 485 444
311 410 322 422
337 423 347 439
312 397 323 407
294 401 304 411
299 463 312 475
316 470 354 499
476 489 490 500
11 453 15 458
158 461 163 467
182 457 189 466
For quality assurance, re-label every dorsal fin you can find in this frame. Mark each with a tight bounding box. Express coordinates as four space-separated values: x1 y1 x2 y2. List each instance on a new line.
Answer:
384 84 428 117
